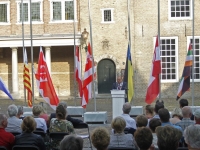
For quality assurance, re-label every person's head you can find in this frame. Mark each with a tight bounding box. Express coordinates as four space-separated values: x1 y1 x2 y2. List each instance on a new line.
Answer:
184 125 200 149
116 76 122 84
91 127 110 150
156 99 164 105
58 101 68 109
0 113 8 128
179 99 188 108
134 127 153 150
145 105 154 118
32 105 43 116
56 104 67 120
21 116 36 133
149 118 161 133
182 106 192 118
39 102 47 114
17 105 23 118
111 116 126 133
7 104 18 117
136 115 148 127
158 108 170 123
154 102 164 114
194 109 200 124
171 108 182 119
60 135 83 150
156 125 182 150
122 102 131 114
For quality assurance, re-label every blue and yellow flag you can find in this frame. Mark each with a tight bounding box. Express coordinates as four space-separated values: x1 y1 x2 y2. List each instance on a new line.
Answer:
123 44 134 102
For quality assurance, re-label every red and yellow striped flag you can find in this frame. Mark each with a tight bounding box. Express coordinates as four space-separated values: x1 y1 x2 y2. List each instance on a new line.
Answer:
23 48 32 107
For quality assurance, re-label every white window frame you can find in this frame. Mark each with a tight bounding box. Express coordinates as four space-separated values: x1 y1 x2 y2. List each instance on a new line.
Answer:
0 1 10 25
16 0 43 24
187 36 200 82
101 8 115 24
168 0 193 20
49 0 77 23
154 36 179 83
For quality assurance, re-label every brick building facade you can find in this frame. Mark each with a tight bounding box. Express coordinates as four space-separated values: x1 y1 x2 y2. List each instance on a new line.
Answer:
0 0 199 100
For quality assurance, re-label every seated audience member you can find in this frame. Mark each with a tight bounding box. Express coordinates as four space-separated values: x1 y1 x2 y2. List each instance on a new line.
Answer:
60 135 83 150
194 109 200 125
91 127 110 150
145 105 154 119
120 102 136 131
109 116 136 148
0 113 15 150
149 118 161 149
38 102 49 126
15 116 46 150
32 105 47 132
156 125 182 150
153 101 164 119
158 108 182 132
184 125 200 150
179 98 194 120
175 106 194 131
49 104 75 134
170 108 182 124
5 104 22 133
136 115 148 127
16 106 24 119
134 127 153 150
49 101 83 127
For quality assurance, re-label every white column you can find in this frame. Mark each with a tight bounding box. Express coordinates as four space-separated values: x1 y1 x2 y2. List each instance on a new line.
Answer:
45 46 51 74
11 47 19 98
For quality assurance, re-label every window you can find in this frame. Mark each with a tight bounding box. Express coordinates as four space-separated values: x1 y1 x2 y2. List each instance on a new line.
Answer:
0 2 10 24
17 0 43 23
158 37 178 82
101 8 114 23
50 0 75 22
188 37 200 81
169 0 192 20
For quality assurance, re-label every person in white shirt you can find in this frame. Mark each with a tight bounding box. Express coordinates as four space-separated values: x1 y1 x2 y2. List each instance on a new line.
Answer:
32 105 47 133
120 102 136 130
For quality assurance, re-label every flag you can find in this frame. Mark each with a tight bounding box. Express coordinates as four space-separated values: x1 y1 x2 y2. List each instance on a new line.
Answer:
23 48 32 107
35 47 59 110
123 44 134 102
75 46 83 97
176 43 193 100
82 43 93 108
0 77 13 100
145 36 161 104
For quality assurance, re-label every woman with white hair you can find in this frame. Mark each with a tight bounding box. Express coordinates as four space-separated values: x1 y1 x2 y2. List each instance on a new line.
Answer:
184 124 200 150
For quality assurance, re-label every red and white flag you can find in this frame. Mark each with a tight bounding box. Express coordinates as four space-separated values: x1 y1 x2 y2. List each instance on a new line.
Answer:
75 46 83 97
145 36 161 104
82 43 93 108
35 47 59 110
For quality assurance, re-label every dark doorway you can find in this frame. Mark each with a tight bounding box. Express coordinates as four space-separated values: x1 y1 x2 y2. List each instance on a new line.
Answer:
97 59 116 93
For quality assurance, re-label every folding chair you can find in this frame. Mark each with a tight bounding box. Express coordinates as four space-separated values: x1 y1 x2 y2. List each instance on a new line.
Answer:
49 132 69 143
0 146 7 150
33 130 46 139
10 132 21 136
107 147 136 150
74 122 93 150
177 148 188 150
12 145 39 150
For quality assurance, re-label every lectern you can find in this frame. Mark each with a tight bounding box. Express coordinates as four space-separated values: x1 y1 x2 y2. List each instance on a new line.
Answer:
111 90 126 119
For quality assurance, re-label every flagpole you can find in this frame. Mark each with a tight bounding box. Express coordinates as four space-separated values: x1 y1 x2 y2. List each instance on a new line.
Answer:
88 0 96 112
158 0 161 100
127 0 133 102
21 0 26 106
192 0 195 107
29 0 35 103
73 0 77 106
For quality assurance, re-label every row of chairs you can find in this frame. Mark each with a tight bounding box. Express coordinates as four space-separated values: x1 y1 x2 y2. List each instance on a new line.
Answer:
1 122 93 150
0 146 39 150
